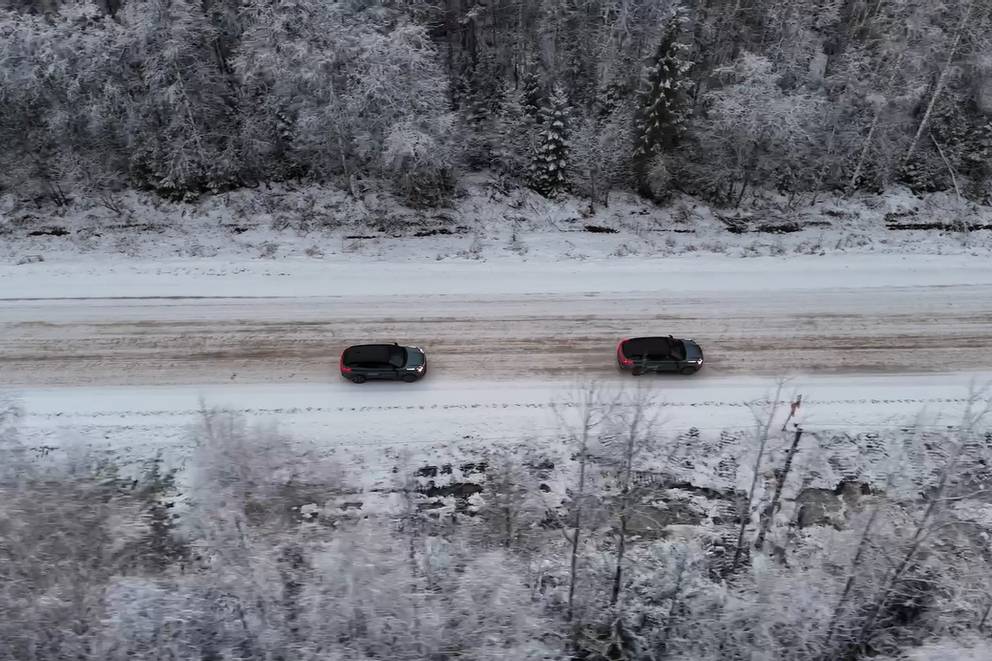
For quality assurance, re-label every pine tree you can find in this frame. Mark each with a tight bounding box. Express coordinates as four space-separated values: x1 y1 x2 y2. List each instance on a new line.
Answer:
495 83 536 179
633 16 694 187
461 53 503 169
530 83 571 198
520 67 543 119
129 454 188 572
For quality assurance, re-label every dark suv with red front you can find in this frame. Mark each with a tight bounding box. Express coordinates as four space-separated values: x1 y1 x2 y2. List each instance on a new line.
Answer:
617 336 704 375
340 343 427 383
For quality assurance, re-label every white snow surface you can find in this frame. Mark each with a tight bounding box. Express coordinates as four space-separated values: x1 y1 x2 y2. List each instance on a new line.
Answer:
10 372 990 498
3 252 992 299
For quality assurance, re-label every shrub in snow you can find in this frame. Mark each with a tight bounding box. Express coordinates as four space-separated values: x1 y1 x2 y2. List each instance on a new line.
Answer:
644 153 674 201
383 116 458 207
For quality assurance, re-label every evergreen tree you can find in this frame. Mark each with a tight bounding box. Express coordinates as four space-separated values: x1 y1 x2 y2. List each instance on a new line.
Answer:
495 83 537 180
520 67 543 119
126 454 188 572
461 52 503 169
633 15 694 189
530 83 570 198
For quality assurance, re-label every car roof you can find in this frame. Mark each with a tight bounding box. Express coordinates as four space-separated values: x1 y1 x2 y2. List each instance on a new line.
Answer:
622 336 679 356
342 344 403 364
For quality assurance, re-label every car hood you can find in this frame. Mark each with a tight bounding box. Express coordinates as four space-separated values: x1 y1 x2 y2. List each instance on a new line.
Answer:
683 341 703 360
404 347 426 367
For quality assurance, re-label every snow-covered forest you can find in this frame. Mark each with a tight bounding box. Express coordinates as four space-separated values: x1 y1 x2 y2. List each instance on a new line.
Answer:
3 393 992 660
1 0 991 208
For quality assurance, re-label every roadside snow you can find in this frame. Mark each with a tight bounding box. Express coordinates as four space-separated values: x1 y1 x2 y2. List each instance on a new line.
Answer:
3 253 991 300
10 373 990 492
2 181 991 269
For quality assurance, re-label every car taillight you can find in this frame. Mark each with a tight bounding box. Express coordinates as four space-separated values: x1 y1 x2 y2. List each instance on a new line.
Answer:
339 354 351 374
617 339 634 367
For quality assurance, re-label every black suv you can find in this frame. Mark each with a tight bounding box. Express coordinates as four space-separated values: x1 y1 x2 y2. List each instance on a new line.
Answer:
617 336 704 375
340 343 427 383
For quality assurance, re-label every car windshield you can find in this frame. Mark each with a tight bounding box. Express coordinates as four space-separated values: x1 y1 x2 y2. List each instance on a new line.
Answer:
404 350 424 367
387 347 407 368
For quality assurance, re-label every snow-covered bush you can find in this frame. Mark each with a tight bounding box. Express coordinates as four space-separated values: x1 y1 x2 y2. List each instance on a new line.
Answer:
382 116 458 207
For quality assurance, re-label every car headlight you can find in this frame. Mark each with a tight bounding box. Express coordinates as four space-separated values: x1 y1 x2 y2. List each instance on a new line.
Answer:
415 364 425 372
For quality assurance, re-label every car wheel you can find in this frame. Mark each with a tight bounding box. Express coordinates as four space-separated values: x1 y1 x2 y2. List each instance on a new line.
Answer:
631 368 644 376
401 374 419 383
350 375 367 384
680 367 698 375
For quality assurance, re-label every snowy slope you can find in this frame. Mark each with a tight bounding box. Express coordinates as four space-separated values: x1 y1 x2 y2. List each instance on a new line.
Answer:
3 183 991 268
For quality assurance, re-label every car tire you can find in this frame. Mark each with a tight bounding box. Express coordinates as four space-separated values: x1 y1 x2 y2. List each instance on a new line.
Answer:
401 374 419 383
350 375 367 384
680 367 698 375
631 368 644 376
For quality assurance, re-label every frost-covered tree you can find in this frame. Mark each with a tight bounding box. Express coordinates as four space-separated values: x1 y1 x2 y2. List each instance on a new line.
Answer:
679 53 826 205
382 115 458 207
233 0 347 181
530 83 571 198
345 24 452 171
633 14 694 193
0 0 990 203
118 455 188 573
0 455 129 661
235 5 452 189
458 51 504 169
473 450 550 551
0 398 25 483
572 95 634 208
443 549 556 658
0 4 126 201
118 0 238 198
495 83 539 181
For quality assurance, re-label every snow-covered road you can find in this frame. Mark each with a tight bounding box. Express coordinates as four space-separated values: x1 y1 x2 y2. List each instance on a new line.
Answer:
3 254 992 386
2 254 991 461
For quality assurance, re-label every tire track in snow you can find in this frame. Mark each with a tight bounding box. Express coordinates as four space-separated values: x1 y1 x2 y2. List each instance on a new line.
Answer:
3 283 992 386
